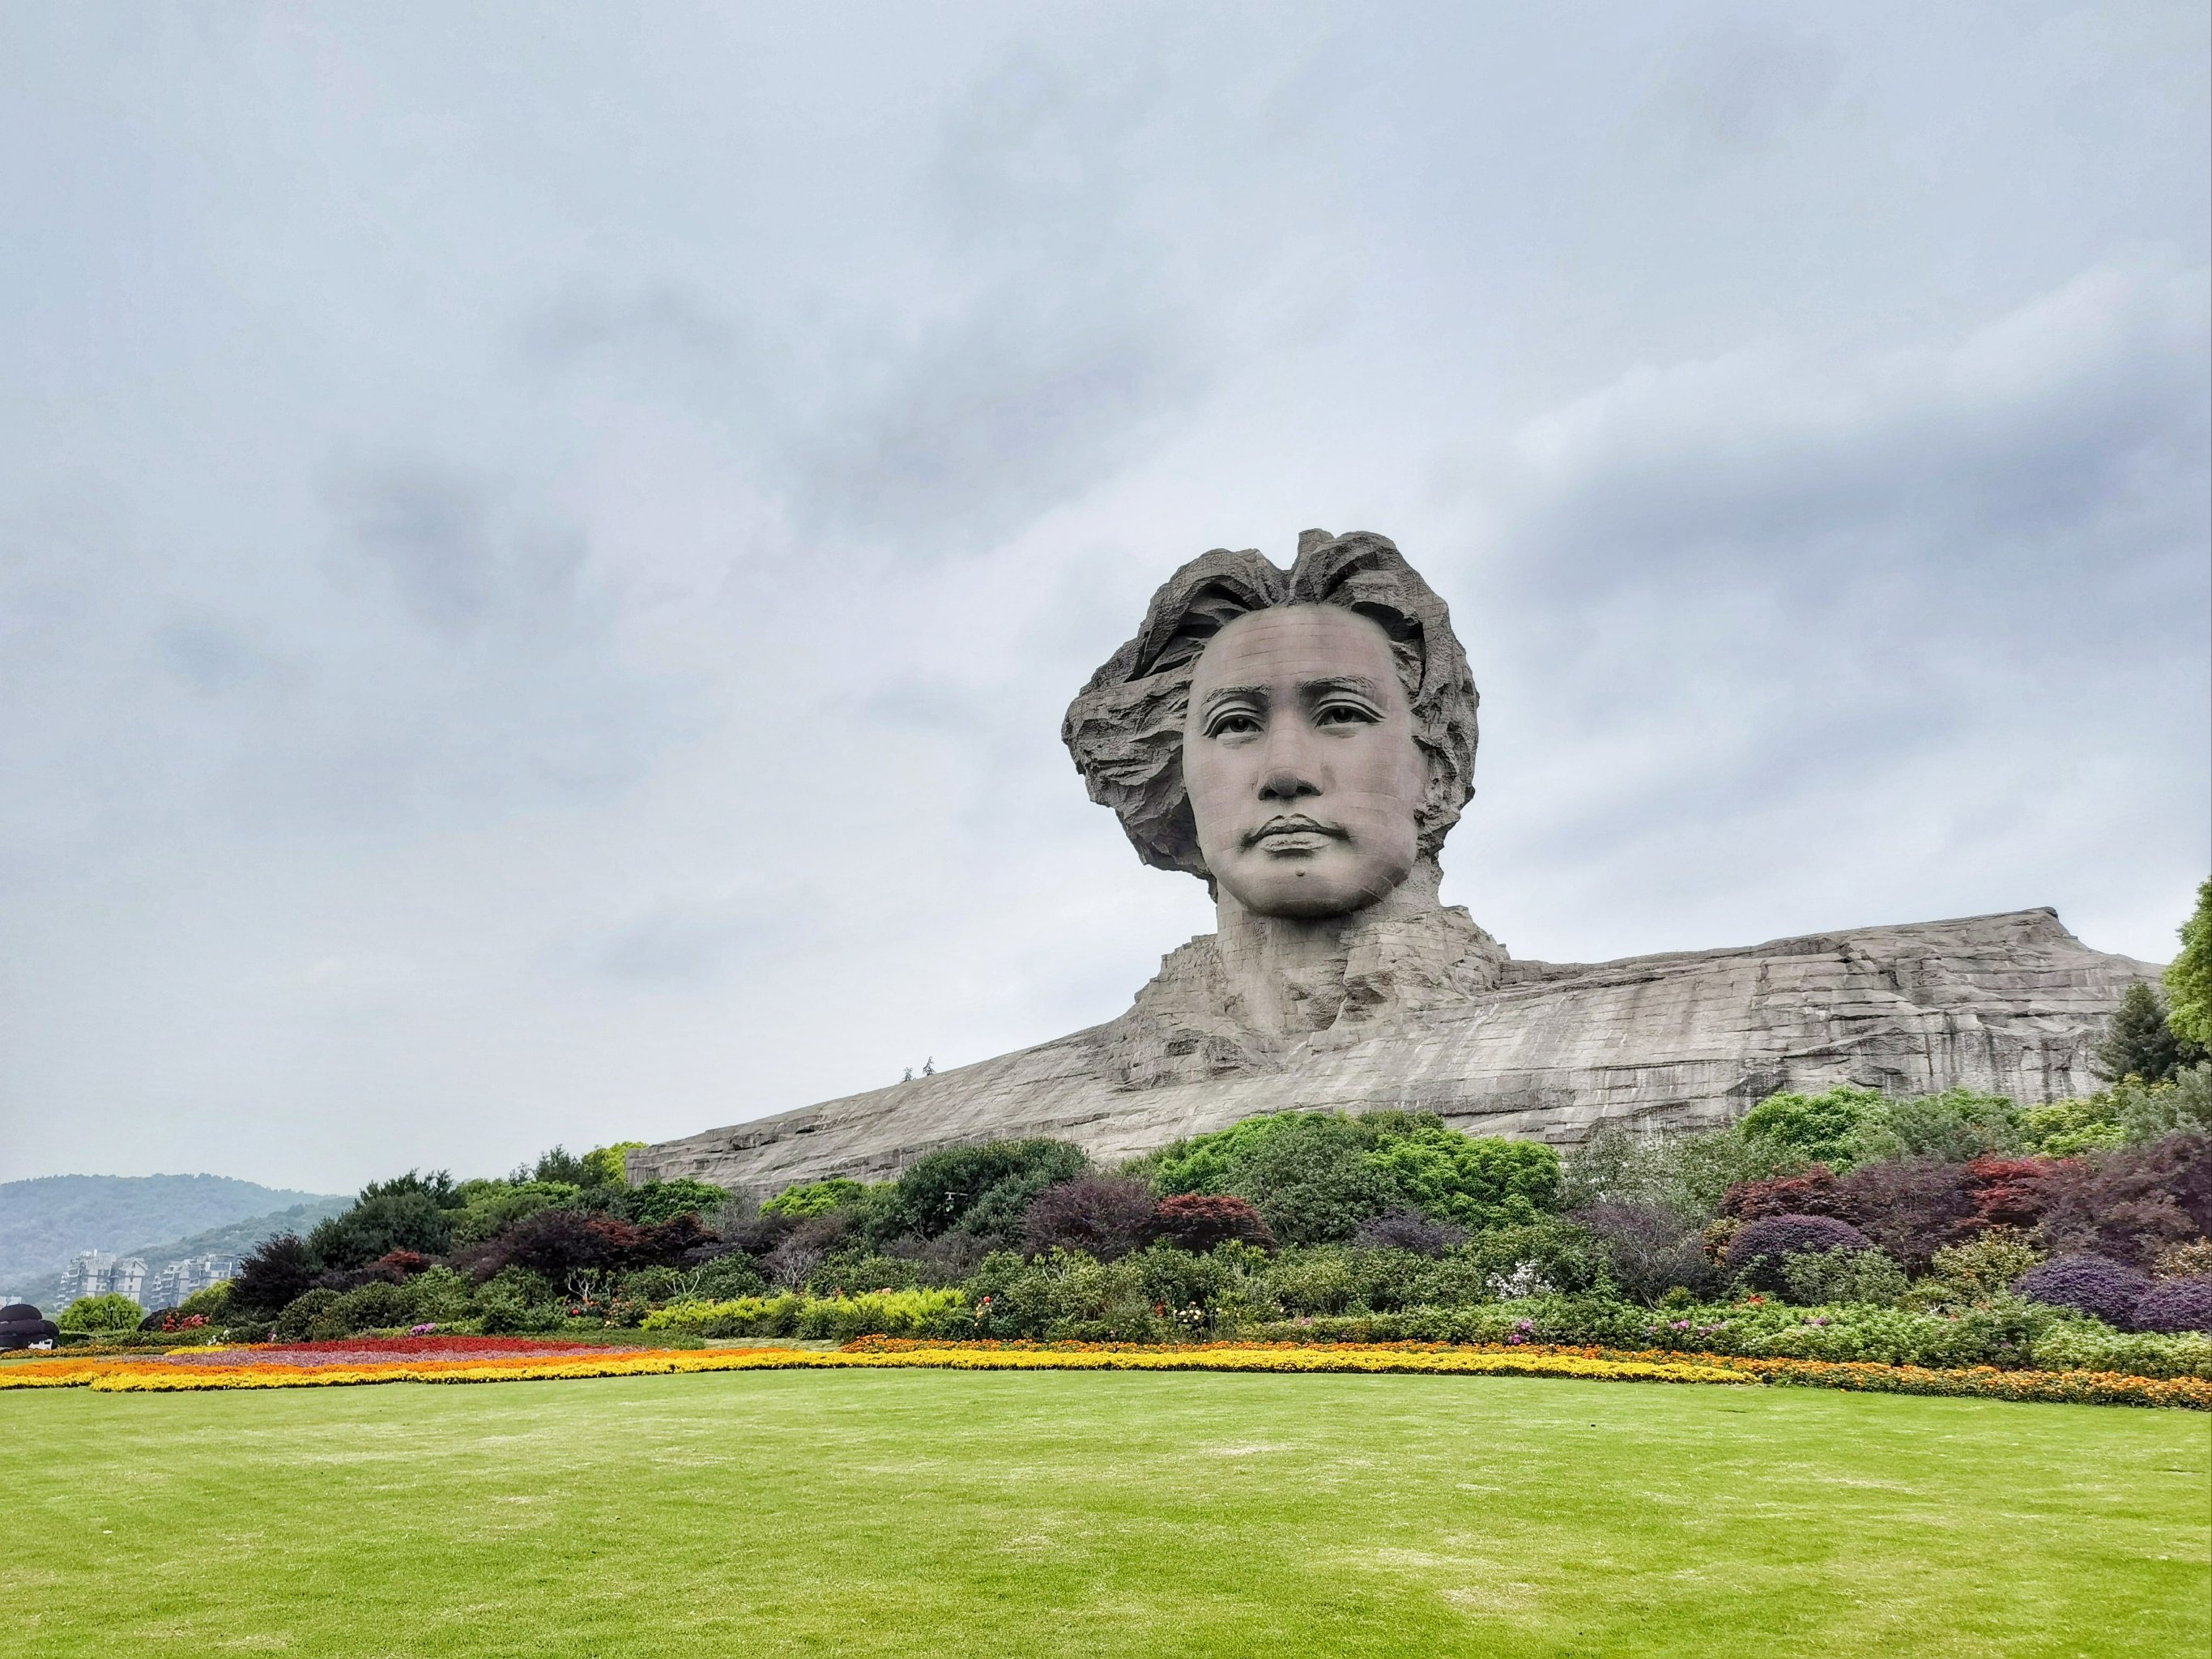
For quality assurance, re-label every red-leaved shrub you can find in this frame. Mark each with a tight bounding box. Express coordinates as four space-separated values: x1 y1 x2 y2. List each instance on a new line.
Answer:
1831 1160 1977 1272
1148 1194 1276 1253
2032 1133 2212 1269
1721 1166 1848 1222
462 1209 711 1282
1963 1154 2069 1235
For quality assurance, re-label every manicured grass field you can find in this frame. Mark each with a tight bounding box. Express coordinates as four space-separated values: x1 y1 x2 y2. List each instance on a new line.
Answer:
9 1370 2206 1657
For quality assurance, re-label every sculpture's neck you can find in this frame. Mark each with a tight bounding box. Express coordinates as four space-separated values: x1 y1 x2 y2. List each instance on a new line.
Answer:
1210 859 1443 1036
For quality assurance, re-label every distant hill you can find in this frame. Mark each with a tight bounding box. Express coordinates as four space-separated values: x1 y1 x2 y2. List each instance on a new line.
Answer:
0 1174 347 1296
4 1194 357 1311
120 1199 355 1269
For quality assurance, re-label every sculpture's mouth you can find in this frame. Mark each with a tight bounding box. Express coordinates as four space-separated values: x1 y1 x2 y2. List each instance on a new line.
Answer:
1244 815 1349 850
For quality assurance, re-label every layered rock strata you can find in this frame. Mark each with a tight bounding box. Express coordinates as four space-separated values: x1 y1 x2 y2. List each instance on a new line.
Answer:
630 907 2151 1196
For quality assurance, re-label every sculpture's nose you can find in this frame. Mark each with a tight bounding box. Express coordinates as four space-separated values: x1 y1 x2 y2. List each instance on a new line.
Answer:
1257 714 1324 802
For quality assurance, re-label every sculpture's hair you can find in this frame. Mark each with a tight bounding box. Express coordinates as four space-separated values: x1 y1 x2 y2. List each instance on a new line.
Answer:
1062 531 1477 881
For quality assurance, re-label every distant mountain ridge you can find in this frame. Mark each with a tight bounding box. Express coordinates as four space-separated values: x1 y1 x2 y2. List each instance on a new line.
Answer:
119 1201 355 1269
0 1174 347 1294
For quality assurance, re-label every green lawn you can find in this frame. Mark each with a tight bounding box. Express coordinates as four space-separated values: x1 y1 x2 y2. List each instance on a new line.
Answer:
9 1371 2207 1657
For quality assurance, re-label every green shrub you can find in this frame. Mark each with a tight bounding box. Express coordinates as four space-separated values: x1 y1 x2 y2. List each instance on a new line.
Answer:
1853 1090 2025 1163
893 1141 1090 1246
694 1252 769 1300
2031 1319 2212 1380
328 1280 416 1334
1145 1112 1569 1245
478 1297 565 1334
1368 1130 1561 1230
1778 1247 1911 1307
1154 1113 1396 1243
1457 1218 1611 1298
793 1288 968 1344
408 1265 475 1321
965 1249 1174 1341
581 1142 647 1188
1738 1087 1889 1168
1141 1114 1315 1196
2018 1097 2126 1157
641 1294 807 1338
175 1281 234 1322
1246 1293 2082 1371
271 1289 343 1343
473 1265 562 1334
2111 1064 2212 1144
58 1294 143 1332
808 1253 923 1295
761 1179 868 1218
1561 1124 1807 1222
450 1180 582 1246
1916 1230 2044 1305
2168 878 2212 1047
306 1188 456 1272
623 1179 730 1226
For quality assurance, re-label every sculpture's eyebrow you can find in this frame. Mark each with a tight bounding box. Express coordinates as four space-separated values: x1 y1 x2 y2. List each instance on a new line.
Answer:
1300 674 1385 699
1199 684 1268 711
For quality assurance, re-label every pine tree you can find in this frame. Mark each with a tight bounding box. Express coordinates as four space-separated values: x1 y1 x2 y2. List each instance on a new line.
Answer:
2091 980 2206 1084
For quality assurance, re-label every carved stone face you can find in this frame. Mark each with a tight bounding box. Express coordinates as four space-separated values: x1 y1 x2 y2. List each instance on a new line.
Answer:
1182 604 1428 919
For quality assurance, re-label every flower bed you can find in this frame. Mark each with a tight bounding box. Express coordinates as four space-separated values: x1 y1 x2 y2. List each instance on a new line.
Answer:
838 1337 2212 1410
1 1337 2201 1407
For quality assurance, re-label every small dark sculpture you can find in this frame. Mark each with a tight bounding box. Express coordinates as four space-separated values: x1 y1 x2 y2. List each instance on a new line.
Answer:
0 1303 58 1351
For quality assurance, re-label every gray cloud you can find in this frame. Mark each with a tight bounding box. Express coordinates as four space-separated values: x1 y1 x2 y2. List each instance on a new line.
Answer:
0 2 2201 1190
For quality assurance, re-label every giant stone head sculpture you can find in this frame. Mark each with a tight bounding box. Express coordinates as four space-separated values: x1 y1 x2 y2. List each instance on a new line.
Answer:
1063 531 1477 919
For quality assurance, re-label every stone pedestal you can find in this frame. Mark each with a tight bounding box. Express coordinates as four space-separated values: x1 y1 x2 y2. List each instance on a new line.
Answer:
630 907 2150 1196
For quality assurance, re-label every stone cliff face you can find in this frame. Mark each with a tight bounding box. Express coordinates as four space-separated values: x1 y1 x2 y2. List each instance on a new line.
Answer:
630 907 2153 1197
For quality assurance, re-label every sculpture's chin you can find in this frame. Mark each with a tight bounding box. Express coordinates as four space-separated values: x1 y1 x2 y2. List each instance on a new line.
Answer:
1215 857 1411 920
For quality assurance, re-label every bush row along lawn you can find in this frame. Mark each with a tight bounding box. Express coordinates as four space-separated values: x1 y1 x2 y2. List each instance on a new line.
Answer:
5 1337 2208 1407
6 1367 2206 1658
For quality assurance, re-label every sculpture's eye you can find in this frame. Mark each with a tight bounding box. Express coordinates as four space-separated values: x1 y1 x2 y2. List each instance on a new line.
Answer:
1314 700 1379 728
1208 710 1263 739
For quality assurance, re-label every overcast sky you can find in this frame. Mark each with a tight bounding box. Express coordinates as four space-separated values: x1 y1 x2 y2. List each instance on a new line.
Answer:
3 2 2206 1193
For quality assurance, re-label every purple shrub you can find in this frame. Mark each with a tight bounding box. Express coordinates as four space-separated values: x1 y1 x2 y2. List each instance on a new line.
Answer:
1724 1213 1873 1292
2013 1253 2153 1329
1022 1177 1159 1261
2130 1273 2212 1336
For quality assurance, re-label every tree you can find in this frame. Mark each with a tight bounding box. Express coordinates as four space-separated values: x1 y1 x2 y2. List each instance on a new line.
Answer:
231 1234 318 1317
1219 1115 1398 1245
1737 1087 1888 1167
581 1142 647 1188
623 1179 730 1225
2167 878 2212 1048
761 1179 868 1219
1366 1128 1562 1231
2092 982 2206 1084
531 1145 589 1185
58 1293 143 1331
305 1188 456 1272
892 1140 1089 1246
